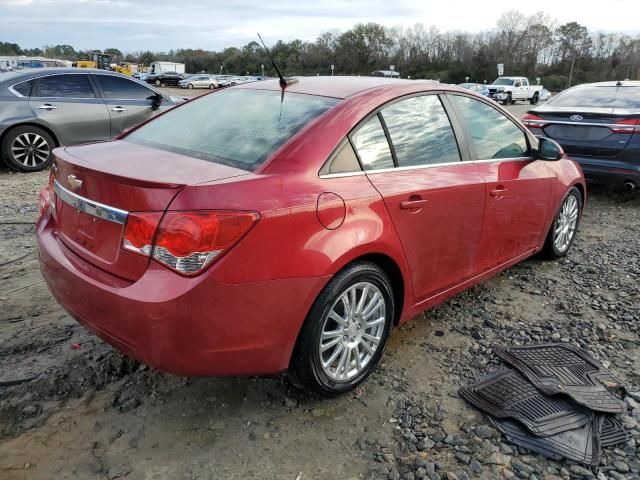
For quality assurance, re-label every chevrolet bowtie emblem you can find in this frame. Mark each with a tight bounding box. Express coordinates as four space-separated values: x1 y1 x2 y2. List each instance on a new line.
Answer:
67 174 83 191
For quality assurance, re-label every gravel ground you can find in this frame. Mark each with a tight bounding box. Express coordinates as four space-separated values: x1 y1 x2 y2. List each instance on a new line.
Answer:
0 105 638 479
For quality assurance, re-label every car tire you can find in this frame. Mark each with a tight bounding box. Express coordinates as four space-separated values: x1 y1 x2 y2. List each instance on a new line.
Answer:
541 187 582 259
1 125 55 172
187 83 194 89
530 92 539 105
155 79 161 86
502 93 512 106
289 261 394 396
208 84 215 90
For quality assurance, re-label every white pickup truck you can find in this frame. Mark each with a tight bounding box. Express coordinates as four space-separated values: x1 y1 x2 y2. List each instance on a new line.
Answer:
487 77 543 105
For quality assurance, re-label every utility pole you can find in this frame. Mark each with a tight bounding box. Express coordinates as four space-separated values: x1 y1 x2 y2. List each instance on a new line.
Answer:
568 52 576 88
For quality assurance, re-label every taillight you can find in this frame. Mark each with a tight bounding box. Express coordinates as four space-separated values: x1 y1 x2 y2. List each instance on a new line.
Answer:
122 211 259 275
522 113 546 129
122 212 163 256
610 118 640 134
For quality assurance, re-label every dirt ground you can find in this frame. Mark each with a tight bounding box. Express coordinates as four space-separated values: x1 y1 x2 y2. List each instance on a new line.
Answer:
1 104 639 479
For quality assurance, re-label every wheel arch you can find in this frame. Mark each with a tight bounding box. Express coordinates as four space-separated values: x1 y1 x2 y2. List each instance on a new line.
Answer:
0 122 60 149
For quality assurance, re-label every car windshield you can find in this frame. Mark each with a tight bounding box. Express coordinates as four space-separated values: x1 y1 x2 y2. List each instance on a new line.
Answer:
492 78 515 86
126 88 339 171
549 86 640 109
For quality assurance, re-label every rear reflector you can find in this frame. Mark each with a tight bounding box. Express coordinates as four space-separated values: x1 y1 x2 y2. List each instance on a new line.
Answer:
610 118 640 134
522 113 546 129
122 210 259 275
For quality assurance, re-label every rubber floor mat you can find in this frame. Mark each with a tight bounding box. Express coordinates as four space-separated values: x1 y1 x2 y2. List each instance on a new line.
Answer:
600 416 629 448
460 369 592 436
491 416 602 465
494 344 625 414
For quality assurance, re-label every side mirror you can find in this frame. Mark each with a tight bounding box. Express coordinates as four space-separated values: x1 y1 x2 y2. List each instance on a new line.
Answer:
149 93 163 111
538 137 563 161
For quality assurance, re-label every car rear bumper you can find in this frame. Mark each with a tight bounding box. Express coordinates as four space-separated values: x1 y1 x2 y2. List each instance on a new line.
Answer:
37 213 329 377
568 156 640 186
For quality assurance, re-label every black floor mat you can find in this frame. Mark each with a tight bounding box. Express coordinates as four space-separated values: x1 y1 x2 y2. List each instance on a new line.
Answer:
494 344 625 413
459 369 592 436
491 416 602 465
600 416 630 448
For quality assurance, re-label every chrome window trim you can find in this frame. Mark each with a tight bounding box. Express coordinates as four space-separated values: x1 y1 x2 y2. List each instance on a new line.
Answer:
319 156 532 178
8 84 26 98
53 180 129 224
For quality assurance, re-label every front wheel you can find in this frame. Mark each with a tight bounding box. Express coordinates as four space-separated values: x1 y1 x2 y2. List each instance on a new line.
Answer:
542 187 582 259
289 262 394 396
502 93 512 106
208 84 215 90
155 79 161 86
187 83 194 89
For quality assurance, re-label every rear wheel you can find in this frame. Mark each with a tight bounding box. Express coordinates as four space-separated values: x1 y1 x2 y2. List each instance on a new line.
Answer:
1 125 55 172
542 187 582 259
155 79 161 86
530 92 539 105
290 262 394 396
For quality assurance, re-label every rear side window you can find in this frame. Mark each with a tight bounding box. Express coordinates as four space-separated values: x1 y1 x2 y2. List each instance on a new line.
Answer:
12 80 33 97
351 115 394 170
96 75 155 100
36 74 95 98
451 95 530 160
126 89 338 171
381 95 461 167
321 141 361 175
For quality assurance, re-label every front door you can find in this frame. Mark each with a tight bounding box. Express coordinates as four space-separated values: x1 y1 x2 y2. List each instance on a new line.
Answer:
448 94 551 272
93 74 163 138
351 94 486 302
29 73 110 145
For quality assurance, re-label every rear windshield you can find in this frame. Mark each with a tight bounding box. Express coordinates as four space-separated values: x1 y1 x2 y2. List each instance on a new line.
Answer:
126 88 339 171
549 86 640 109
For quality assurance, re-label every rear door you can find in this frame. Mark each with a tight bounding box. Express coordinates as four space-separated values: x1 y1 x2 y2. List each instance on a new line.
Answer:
29 73 110 145
448 94 551 272
93 74 166 138
354 94 486 302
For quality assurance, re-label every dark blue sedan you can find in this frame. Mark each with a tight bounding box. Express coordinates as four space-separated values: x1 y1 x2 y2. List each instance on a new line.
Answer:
523 81 640 189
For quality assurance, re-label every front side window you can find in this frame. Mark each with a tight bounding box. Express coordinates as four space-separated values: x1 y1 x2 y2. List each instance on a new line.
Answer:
381 95 461 167
126 89 338 171
451 95 530 160
36 74 95 98
351 115 394 170
96 75 155 100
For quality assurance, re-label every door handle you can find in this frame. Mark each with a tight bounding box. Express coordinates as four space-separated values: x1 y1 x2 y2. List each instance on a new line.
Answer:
37 104 58 110
400 199 429 209
111 106 127 112
490 187 509 197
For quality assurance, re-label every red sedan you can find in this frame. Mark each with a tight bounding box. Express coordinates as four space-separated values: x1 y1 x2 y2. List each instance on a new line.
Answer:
36 77 585 395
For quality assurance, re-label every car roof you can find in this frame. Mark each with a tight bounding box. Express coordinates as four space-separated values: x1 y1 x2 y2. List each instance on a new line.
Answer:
235 76 441 100
570 80 640 88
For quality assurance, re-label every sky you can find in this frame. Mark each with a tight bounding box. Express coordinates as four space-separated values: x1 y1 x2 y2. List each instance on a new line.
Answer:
2 0 639 52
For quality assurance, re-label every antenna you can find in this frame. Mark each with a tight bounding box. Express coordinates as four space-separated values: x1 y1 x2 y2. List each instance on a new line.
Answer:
257 33 287 89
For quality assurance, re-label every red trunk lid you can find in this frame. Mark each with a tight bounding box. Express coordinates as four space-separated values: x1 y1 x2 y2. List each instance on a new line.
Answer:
51 141 249 281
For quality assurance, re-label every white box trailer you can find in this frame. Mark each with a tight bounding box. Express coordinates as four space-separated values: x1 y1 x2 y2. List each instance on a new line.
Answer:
150 61 185 74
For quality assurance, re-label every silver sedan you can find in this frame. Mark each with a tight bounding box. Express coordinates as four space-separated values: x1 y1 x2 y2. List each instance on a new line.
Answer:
178 75 219 90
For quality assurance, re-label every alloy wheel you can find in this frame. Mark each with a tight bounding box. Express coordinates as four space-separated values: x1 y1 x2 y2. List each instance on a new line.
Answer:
554 195 579 252
11 132 50 168
318 282 386 382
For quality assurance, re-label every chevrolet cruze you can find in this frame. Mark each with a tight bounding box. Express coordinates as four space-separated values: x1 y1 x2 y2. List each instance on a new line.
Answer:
37 77 585 395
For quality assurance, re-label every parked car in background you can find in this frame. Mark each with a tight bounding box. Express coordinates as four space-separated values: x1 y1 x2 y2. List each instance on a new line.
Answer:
37 77 585 395
458 83 490 96
145 71 184 87
0 68 180 172
488 77 543 105
178 74 218 90
539 88 552 102
523 81 640 188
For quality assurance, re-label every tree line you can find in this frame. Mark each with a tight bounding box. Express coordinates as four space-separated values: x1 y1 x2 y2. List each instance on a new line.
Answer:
2 10 639 90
